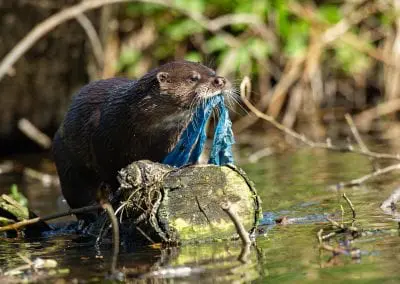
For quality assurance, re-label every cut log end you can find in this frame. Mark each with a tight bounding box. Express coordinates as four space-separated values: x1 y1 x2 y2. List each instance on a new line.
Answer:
90 161 262 245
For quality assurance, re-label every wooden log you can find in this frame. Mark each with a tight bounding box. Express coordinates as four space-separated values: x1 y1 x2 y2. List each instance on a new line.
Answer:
89 160 262 245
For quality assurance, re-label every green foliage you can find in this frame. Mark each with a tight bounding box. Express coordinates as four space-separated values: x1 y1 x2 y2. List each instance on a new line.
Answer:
185 51 202 62
166 19 204 41
117 48 141 77
118 0 393 81
335 42 372 75
174 0 205 13
380 11 397 27
247 38 270 60
234 0 270 18
275 1 290 39
206 36 228 53
125 2 164 17
284 20 309 57
9 184 28 208
318 4 342 24
117 48 140 72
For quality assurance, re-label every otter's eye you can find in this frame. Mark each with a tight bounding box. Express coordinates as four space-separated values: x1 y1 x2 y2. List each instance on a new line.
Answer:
189 73 201 83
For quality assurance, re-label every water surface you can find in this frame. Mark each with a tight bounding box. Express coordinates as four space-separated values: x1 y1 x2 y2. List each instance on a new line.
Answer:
1 148 399 282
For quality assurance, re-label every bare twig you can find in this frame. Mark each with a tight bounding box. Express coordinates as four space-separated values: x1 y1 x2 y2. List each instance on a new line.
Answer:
0 161 17 175
236 1 392 132
23 168 59 187
319 243 361 258
100 201 119 274
340 33 395 67
135 226 155 244
205 13 276 46
241 76 400 187
354 98 400 131
247 147 273 163
238 243 251 264
17 118 52 149
385 0 400 104
345 114 369 153
318 192 362 260
0 217 40 233
0 0 154 81
339 163 400 187
0 204 101 232
289 1 394 67
326 216 344 229
17 253 33 266
240 77 313 145
240 77 400 162
343 193 356 220
266 57 305 118
220 201 252 263
317 228 323 244
321 232 337 241
221 201 251 245
0 0 276 82
75 13 104 68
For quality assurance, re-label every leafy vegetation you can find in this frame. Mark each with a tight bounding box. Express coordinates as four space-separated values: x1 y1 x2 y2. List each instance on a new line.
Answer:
107 0 397 140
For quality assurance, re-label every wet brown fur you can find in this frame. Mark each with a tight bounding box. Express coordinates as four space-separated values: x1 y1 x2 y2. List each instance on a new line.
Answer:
53 61 231 220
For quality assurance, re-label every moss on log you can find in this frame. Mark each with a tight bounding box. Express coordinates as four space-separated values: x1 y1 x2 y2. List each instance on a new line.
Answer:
89 160 262 245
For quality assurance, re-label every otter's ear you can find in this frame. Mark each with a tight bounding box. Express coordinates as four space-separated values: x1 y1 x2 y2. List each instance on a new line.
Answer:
157 72 169 84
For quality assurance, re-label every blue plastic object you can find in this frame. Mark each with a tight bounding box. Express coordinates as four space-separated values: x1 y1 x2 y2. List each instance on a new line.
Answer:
162 95 235 167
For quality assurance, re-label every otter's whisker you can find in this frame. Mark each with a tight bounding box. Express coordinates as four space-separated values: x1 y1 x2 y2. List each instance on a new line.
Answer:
226 91 249 115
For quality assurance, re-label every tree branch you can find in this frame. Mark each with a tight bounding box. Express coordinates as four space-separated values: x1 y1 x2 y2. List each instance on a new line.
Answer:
0 0 275 82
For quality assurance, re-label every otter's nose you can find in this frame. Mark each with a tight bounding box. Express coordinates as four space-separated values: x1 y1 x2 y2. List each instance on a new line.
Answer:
213 76 226 88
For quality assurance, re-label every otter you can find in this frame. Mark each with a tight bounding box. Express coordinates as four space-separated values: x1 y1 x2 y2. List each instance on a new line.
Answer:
53 61 231 219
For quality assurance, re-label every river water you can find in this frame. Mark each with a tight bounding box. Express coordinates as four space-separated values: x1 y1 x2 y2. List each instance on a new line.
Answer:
0 147 399 282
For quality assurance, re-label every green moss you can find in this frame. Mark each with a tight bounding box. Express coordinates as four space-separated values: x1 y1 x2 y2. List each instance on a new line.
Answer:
166 166 259 242
0 216 15 226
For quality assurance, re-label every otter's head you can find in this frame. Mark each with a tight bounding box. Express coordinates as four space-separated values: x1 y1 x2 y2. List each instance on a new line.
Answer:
154 61 232 108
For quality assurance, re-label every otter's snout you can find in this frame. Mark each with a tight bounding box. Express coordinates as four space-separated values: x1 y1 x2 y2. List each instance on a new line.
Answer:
212 76 226 88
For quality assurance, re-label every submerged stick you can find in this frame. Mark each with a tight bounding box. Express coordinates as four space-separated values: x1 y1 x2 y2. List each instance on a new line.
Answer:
0 204 101 232
100 202 119 274
343 193 356 220
221 201 251 245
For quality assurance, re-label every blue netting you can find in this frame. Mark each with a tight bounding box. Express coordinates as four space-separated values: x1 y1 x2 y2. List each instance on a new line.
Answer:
162 95 235 167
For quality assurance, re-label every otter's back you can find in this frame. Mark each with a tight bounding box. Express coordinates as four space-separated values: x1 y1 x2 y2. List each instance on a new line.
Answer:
53 78 135 209
56 78 134 165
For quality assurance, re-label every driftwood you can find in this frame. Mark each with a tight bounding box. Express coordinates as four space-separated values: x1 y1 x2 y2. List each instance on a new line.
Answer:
89 160 262 245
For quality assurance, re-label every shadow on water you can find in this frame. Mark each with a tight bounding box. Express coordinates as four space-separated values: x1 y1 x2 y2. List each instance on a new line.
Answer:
1 148 400 282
